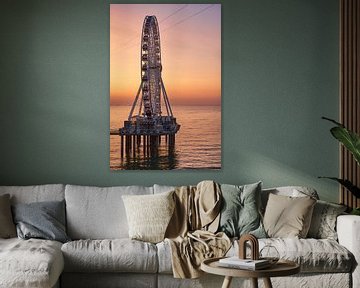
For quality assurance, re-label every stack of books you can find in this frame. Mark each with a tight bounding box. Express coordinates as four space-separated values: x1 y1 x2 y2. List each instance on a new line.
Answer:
218 257 271 270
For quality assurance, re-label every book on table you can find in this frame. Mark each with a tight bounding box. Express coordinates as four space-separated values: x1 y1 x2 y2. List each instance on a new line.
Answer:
218 257 271 270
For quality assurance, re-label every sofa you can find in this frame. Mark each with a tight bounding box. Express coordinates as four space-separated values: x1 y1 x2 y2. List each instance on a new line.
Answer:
0 183 359 288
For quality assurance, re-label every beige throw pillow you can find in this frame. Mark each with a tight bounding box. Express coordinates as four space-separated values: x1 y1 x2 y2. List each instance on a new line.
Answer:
122 191 175 243
0 194 17 238
263 193 316 238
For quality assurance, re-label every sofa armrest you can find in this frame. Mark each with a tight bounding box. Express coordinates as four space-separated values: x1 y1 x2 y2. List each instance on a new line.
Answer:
337 215 360 288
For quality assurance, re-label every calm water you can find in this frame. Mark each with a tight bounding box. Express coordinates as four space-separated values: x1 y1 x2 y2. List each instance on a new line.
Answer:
110 105 221 170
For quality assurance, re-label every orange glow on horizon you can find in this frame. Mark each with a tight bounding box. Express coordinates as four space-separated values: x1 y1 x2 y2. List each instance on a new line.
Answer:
110 4 221 106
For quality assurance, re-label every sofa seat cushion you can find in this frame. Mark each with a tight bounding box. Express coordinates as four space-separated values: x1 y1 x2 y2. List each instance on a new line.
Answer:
157 238 353 274
61 239 158 273
260 238 353 273
231 238 353 273
0 238 64 288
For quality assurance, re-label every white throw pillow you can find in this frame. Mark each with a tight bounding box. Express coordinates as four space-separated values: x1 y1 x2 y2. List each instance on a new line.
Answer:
122 191 175 243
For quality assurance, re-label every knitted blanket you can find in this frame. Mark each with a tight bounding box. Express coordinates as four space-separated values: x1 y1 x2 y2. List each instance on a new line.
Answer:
165 180 231 278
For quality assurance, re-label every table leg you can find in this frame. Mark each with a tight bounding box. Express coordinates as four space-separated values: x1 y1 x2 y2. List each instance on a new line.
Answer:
251 278 258 288
263 277 273 288
221 276 232 288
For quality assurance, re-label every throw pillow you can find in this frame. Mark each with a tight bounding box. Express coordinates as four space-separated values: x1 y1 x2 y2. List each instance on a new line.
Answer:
0 194 17 238
307 200 347 240
122 191 175 243
218 182 266 238
263 193 316 238
260 186 319 214
12 200 70 243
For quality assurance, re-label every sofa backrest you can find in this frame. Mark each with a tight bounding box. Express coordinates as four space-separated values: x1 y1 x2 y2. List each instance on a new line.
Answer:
153 184 176 194
0 184 65 204
1 184 320 240
65 184 153 240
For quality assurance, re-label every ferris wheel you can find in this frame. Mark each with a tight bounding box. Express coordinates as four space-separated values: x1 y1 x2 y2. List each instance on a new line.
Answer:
128 15 174 120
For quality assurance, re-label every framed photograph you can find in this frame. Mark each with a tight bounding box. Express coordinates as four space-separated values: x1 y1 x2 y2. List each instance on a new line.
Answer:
110 4 221 170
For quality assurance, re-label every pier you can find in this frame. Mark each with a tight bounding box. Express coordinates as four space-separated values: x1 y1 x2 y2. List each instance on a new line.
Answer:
110 116 178 159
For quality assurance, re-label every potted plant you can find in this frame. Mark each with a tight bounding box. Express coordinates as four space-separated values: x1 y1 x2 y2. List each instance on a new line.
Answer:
320 117 360 215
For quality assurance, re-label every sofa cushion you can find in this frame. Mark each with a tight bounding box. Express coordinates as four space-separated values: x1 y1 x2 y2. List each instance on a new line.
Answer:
0 184 65 204
12 200 70 243
156 240 173 274
157 237 353 274
218 182 266 238
307 200 347 240
65 185 153 239
234 238 353 273
261 186 319 213
122 191 175 243
153 184 176 194
61 239 158 273
263 194 316 238
261 238 353 273
0 194 16 238
0 238 64 288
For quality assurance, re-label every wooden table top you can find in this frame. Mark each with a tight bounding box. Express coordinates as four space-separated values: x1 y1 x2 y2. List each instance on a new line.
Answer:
201 257 300 278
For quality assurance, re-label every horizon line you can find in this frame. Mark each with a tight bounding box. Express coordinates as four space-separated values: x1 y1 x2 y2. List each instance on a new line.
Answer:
110 103 221 107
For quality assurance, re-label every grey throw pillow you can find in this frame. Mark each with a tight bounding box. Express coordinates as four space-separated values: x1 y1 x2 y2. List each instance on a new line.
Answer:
12 200 70 243
218 182 266 238
0 194 16 238
307 200 347 240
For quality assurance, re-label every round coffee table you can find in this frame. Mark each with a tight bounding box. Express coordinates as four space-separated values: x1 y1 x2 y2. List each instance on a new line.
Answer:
201 257 300 288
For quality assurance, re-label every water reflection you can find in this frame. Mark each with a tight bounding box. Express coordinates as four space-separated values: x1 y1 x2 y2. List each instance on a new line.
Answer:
117 142 178 170
110 105 221 170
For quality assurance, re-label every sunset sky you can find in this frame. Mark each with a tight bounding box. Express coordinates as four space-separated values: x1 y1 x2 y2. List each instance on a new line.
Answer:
110 4 221 106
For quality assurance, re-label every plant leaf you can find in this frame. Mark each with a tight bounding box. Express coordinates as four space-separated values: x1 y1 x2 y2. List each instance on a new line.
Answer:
318 177 360 198
330 126 360 165
351 208 360 215
322 117 360 165
321 116 344 127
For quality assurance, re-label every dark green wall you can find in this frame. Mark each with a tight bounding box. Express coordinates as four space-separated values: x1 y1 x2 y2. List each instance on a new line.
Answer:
0 0 340 202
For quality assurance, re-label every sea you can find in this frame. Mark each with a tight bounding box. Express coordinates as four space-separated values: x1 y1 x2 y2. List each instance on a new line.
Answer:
110 105 221 170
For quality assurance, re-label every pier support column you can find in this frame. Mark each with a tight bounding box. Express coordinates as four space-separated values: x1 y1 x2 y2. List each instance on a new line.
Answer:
143 135 146 157
168 134 175 153
147 135 150 156
132 135 136 157
125 135 129 153
120 135 124 159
